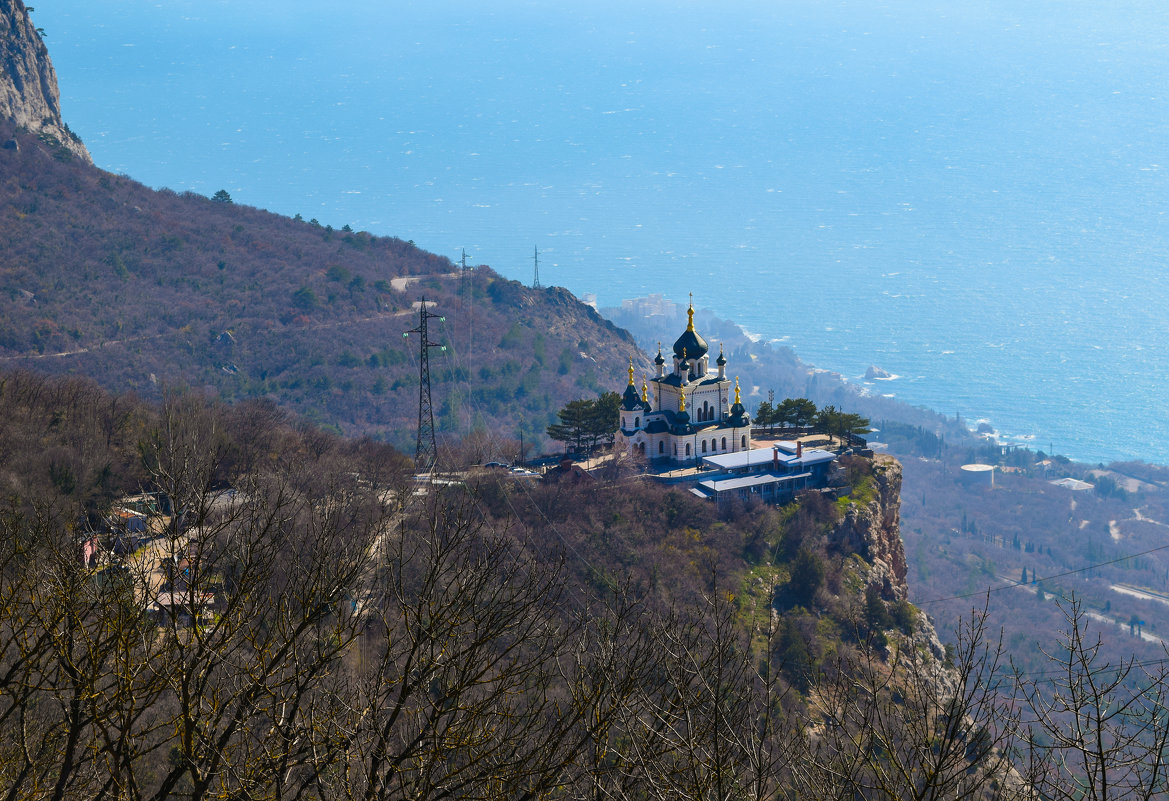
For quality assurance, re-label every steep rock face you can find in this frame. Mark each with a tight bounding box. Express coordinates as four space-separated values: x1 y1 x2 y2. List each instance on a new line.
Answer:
1 0 90 162
832 455 951 671
832 454 909 600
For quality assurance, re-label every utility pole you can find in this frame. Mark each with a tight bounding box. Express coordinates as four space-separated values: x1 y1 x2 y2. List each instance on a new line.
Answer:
404 298 446 473
532 245 541 289
460 248 472 367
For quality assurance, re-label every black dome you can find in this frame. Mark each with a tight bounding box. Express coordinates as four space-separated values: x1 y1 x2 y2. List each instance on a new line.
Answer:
672 302 708 360
727 378 749 426
621 383 643 411
673 330 708 361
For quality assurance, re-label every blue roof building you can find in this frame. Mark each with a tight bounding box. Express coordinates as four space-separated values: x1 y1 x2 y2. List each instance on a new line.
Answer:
689 440 838 504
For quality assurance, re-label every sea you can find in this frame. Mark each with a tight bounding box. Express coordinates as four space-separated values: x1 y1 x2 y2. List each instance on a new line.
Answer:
34 0 1169 466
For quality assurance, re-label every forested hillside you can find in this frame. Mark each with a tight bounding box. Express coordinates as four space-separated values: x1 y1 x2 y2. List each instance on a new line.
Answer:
896 436 1169 680
7 371 1169 798
0 370 1006 799
0 119 641 451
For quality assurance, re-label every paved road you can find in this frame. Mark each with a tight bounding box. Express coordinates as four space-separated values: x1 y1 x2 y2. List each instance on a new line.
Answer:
996 574 1168 646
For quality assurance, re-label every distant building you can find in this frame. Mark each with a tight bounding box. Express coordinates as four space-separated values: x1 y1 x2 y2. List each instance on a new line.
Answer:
620 293 678 319
1051 477 1094 492
616 298 751 464
690 440 837 504
543 457 596 485
613 295 840 502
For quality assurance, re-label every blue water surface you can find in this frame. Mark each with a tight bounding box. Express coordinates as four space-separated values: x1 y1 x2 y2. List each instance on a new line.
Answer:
33 0 1169 464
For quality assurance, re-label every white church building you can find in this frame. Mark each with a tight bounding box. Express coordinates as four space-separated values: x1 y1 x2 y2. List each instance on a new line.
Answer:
616 300 752 464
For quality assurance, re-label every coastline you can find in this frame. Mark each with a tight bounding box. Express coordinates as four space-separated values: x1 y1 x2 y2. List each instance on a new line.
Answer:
603 294 1158 468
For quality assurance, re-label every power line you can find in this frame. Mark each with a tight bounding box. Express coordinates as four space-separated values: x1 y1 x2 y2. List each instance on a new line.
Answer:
458 248 472 379
916 540 1169 605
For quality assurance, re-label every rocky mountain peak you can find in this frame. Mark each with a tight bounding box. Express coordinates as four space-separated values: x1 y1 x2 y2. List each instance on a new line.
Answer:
1 0 90 162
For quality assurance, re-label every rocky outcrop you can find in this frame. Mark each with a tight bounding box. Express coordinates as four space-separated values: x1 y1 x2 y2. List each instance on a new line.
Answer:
832 454 952 670
831 454 909 600
1 0 90 162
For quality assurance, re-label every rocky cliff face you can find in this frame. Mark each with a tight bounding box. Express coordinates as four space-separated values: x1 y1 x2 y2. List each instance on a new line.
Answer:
1 0 90 162
832 454 952 678
832 454 910 600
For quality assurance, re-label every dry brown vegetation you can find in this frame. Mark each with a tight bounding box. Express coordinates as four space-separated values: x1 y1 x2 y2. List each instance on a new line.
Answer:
2 371 1168 799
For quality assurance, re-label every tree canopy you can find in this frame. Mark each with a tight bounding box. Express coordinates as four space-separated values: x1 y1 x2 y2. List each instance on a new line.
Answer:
816 404 871 443
546 391 621 454
755 396 820 432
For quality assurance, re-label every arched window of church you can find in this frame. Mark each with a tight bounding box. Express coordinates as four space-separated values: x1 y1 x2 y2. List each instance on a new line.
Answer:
701 441 707 453
635 416 640 427
741 435 747 448
711 438 717 452
674 443 678 456
686 443 691 456
659 442 664 454
721 437 727 450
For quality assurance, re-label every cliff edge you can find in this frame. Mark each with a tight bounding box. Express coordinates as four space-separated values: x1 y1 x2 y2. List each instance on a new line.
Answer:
831 454 909 600
1 0 90 162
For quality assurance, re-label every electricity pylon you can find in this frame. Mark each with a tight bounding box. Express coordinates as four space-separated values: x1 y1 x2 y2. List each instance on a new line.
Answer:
404 298 445 473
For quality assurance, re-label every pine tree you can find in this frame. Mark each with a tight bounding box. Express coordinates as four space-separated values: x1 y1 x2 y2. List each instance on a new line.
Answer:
547 392 621 455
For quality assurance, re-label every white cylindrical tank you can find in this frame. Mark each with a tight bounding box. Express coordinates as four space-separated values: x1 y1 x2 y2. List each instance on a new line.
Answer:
960 463 995 487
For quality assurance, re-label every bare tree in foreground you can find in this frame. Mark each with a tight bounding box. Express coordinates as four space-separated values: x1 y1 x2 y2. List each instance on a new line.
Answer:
793 603 1024 801
10 382 1169 799
333 491 658 801
1018 596 1169 801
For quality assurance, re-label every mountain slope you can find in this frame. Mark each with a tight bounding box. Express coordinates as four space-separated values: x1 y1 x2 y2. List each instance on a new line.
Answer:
0 118 641 448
